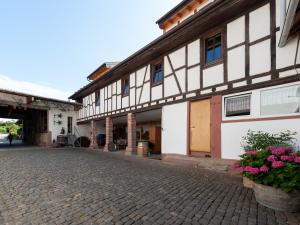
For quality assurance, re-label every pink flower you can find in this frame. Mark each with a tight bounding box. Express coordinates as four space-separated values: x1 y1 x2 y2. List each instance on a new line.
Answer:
294 157 300 164
272 147 291 156
280 155 294 162
259 166 269 173
291 152 298 158
267 155 277 162
272 161 285 168
267 146 277 151
245 150 258 156
249 167 260 175
240 167 244 173
244 166 253 172
232 162 241 169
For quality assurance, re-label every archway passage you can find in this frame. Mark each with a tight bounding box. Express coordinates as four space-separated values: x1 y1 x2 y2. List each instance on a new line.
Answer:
0 105 47 147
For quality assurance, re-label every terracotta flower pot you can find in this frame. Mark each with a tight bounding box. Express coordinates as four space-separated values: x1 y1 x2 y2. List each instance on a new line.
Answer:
253 183 300 212
243 177 253 189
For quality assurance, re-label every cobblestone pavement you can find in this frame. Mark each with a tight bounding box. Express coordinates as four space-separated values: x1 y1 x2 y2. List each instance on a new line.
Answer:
0 148 299 225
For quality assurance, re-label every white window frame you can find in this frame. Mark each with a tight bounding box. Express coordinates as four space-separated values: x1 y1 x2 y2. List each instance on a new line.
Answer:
222 81 300 121
259 83 300 118
224 93 252 119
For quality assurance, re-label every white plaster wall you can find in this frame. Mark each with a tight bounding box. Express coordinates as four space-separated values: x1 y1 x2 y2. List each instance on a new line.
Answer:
188 40 200 66
140 82 150 104
122 96 129 108
136 88 142 104
107 99 111 112
130 73 135 87
227 16 245 48
112 95 116 111
117 95 121 109
95 122 105 135
222 119 300 159
48 108 78 142
112 82 116 94
162 102 188 155
249 4 270 42
276 31 300 69
203 64 224 87
169 47 186 69
144 66 150 82
164 75 180 97
250 39 271 75
76 123 90 138
130 89 136 106
151 85 163 101
136 67 146 86
187 66 200 91
175 68 186 93
228 45 246 81
117 80 121 94
107 85 112 98
164 56 172 76
100 89 105 114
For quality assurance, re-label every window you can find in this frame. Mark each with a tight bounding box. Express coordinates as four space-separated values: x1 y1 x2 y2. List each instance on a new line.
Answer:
205 33 222 64
95 91 100 106
67 117 73 134
225 94 251 117
152 62 163 85
122 77 129 96
261 85 300 116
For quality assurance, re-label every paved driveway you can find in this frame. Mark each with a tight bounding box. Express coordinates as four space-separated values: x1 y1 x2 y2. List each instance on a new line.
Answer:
0 149 299 225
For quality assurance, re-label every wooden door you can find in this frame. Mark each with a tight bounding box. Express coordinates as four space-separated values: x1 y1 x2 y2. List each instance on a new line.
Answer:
149 125 161 154
189 99 211 153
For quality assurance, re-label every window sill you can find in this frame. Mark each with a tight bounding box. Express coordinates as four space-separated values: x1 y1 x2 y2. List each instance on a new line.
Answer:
151 81 163 87
203 59 223 69
222 114 300 123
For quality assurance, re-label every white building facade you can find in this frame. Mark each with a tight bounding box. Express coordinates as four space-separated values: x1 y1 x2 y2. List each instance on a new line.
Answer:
71 0 300 159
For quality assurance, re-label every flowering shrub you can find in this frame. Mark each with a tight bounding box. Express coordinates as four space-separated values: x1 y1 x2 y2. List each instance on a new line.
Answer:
234 146 300 193
242 130 296 151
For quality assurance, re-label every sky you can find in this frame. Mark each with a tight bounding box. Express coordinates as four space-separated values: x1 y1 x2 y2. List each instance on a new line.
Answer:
0 0 181 100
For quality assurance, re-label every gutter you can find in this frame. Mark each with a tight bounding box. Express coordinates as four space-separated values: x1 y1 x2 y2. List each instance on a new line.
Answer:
278 0 299 47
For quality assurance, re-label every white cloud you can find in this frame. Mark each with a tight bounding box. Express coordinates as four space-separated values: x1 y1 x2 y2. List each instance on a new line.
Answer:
0 74 71 101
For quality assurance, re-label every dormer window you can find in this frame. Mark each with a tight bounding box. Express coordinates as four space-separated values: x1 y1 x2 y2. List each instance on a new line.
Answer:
152 62 163 86
122 77 129 97
205 33 222 65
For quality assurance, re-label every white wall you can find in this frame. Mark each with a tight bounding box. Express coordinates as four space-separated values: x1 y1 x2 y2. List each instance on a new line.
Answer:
227 16 245 48
249 4 270 42
228 45 246 81
250 39 271 75
203 64 224 87
48 108 78 142
222 119 300 159
162 102 188 155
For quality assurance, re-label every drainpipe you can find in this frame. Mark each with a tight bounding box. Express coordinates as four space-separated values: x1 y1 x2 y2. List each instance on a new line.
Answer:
278 0 299 47
280 0 286 30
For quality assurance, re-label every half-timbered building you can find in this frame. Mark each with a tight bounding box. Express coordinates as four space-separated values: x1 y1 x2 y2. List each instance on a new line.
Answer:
70 0 300 159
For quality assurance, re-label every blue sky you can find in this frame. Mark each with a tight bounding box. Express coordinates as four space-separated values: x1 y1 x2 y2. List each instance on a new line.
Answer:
0 0 181 100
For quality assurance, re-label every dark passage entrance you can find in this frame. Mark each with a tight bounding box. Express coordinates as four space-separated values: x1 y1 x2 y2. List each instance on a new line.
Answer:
0 105 47 147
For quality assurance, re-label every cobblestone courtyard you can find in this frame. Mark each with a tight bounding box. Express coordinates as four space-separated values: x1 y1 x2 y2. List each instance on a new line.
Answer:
0 148 299 225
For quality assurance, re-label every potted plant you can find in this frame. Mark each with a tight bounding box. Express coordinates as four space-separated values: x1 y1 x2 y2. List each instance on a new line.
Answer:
237 130 297 189
233 145 300 212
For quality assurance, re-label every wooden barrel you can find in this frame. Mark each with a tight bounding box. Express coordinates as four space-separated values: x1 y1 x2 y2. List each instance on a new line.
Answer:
137 141 149 156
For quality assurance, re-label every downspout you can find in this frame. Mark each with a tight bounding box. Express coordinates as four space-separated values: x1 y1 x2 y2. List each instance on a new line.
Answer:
278 0 299 47
280 0 286 30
